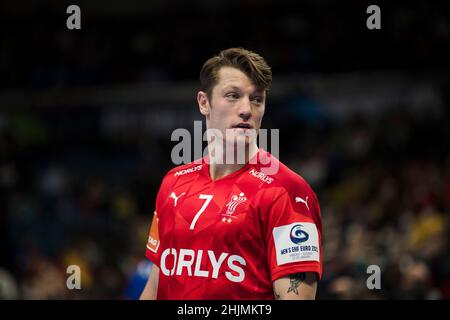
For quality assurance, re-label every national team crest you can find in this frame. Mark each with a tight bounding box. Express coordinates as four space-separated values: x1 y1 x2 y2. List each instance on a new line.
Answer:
225 192 247 215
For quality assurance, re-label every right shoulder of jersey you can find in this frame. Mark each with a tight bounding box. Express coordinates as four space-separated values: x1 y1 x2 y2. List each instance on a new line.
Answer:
157 160 204 197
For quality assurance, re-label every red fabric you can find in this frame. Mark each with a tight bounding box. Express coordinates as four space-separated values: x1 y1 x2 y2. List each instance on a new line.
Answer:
145 149 322 300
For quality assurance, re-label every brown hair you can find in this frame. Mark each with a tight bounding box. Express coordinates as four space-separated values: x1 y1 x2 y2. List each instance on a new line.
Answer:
199 48 272 98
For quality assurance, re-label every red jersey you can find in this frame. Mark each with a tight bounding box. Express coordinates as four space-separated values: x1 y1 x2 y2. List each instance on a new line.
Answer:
145 149 322 300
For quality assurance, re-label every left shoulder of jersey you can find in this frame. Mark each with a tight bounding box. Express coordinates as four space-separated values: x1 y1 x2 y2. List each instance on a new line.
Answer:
258 150 320 213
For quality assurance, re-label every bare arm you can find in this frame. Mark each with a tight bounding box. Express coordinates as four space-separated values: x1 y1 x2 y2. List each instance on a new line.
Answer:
273 272 318 300
139 264 159 300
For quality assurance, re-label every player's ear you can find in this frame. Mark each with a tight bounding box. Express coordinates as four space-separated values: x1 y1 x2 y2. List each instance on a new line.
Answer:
197 91 210 116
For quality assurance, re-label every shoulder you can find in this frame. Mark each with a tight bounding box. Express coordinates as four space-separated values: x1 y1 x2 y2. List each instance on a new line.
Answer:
257 150 317 199
273 160 317 200
165 160 203 179
254 151 321 218
155 160 203 201
253 151 322 228
159 160 204 188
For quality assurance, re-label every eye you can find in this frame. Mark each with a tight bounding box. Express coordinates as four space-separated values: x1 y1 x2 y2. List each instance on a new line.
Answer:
225 92 239 100
251 96 263 104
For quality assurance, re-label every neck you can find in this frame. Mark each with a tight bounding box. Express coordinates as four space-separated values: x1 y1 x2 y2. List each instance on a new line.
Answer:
207 142 259 181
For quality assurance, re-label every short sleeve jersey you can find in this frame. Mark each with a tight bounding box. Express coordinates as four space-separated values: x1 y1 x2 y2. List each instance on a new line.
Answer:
145 149 322 299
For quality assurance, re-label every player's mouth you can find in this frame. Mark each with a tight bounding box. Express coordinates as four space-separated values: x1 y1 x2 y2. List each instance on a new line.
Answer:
232 123 253 130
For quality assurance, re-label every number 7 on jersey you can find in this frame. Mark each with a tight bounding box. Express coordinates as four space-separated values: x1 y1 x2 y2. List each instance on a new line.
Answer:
189 194 213 230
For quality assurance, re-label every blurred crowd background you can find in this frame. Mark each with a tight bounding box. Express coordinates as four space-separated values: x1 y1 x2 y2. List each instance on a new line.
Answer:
1 0 449 299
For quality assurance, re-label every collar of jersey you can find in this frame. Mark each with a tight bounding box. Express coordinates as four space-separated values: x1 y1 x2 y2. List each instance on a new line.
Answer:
200 148 266 182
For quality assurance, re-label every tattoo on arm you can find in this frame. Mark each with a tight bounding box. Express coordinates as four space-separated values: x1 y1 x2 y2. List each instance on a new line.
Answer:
287 273 306 295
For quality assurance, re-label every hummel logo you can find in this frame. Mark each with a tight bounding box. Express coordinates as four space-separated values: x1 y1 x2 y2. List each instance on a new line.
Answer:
170 192 185 207
295 196 309 211
225 192 247 215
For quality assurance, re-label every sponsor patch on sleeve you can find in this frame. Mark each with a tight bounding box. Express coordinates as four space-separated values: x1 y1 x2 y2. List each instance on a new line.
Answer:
146 211 160 253
272 222 320 265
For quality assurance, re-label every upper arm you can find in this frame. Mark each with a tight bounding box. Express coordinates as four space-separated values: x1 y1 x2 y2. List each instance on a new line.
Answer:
263 184 323 296
273 272 318 300
139 264 159 300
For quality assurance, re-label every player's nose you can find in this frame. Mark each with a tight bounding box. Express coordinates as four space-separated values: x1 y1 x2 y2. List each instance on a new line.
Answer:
238 96 252 120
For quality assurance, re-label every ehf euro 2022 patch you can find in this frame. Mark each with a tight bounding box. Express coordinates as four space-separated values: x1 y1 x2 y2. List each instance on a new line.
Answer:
272 222 319 265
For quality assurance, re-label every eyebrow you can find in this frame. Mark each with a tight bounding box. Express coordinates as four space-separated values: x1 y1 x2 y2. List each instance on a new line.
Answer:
223 85 242 92
222 85 264 95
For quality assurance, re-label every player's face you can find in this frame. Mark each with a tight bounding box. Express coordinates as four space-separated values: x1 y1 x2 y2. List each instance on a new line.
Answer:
198 66 266 149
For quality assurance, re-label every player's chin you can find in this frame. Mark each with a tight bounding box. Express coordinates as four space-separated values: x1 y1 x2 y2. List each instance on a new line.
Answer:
226 135 251 146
